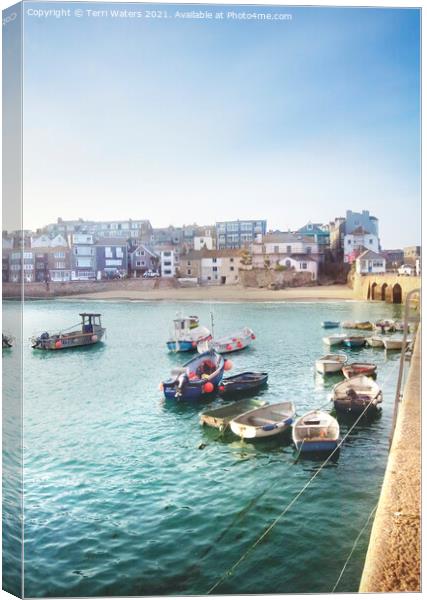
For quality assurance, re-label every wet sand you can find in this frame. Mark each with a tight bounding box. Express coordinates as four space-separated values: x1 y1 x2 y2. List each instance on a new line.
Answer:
61 284 354 302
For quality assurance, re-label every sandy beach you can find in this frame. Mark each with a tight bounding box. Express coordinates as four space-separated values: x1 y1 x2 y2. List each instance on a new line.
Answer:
62 284 354 302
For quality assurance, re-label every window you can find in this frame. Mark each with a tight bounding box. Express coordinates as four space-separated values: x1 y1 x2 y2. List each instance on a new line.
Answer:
300 262 307 269
369 239 373 244
105 247 113 258
230 258 234 263
213 266 218 272
23 252 33 259
187 269 191 275
348 239 352 245
54 252 65 259
187 261 191 266
274 246 279 253
286 246 292 254
36 262 45 269
306 247 312 254
55 261 66 269
117 248 123 258
212 258 217 263
164 261 171 267
230 266 234 271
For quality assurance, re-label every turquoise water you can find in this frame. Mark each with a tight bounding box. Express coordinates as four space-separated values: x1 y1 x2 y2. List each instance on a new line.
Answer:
3 299 404 596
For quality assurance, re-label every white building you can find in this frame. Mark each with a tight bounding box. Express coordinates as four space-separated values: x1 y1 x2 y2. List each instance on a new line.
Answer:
160 249 177 277
277 256 318 280
344 226 379 263
355 250 386 274
194 234 214 251
31 233 68 248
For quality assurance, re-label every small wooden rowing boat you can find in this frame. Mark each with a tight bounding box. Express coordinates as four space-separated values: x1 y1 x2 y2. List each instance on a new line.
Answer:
342 362 377 379
199 398 267 430
375 320 395 333
218 372 268 397
354 321 374 331
315 353 347 375
322 334 347 347
31 313 105 350
292 410 340 453
343 335 366 348
197 327 255 354
332 375 382 415
341 321 357 329
162 351 224 400
383 336 412 351
230 402 295 439
322 321 340 329
365 335 386 348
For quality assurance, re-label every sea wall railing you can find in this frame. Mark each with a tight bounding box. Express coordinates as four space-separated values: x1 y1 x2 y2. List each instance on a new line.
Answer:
389 288 420 447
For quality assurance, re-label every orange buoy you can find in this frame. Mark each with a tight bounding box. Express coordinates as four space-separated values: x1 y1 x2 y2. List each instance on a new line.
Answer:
91 334 98 342
203 381 214 393
224 359 233 371
55 340 62 349
158 382 164 391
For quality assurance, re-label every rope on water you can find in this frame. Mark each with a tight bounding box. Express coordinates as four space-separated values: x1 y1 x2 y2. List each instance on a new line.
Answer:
331 501 379 592
206 396 384 595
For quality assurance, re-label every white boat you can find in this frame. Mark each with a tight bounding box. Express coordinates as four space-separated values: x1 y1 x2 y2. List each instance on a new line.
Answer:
197 327 255 354
332 375 382 415
292 411 340 453
365 335 386 348
341 320 357 329
322 334 347 347
166 316 210 352
383 335 412 351
229 402 295 439
315 353 347 375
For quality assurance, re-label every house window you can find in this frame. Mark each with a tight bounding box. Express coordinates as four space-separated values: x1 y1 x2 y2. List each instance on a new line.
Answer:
213 266 218 272
274 246 279 253
55 262 65 269
117 248 123 258
306 247 312 254
54 252 65 259
187 261 191 266
285 260 291 267
230 266 234 271
230 258 234 263
369 239 373 244
300 263 307 269
164 261 171 266
187 269 191 275
212 258 217 263
286 246 291 254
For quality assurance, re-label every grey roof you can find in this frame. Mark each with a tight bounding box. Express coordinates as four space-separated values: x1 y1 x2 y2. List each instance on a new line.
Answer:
357 250 385 260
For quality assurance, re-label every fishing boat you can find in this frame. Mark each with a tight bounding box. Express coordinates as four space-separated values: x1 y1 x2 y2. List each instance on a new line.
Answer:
2 334 13 349
332 375 383 415
322 334 347 347
218 372 268 397
322 321 340 329
383 336 412 351
199 398 267 430
197 327 255 354
292 410 340 453
166 316 210 352
230 402 296 439
342 362 377 379
162 351 225 400
315 353 347 375
365 335 386 348
343 335 366 348
354 321 374 331
31 313 105 350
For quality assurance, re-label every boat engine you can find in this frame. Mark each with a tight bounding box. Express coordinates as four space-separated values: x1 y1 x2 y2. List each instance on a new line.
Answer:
175 372 189 398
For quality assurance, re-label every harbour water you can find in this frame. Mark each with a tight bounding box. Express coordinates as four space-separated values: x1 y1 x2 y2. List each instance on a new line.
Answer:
3 299 404 596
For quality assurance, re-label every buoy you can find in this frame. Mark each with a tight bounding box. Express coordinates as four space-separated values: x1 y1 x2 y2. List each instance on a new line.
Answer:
91 334 98 342
237 340 243 348
251 333 256 340
192 341 197 347
226 344 233 351
158 382 164 391
219 385 225 392
224 359 233 371
203 381 214 393
55 340 62 349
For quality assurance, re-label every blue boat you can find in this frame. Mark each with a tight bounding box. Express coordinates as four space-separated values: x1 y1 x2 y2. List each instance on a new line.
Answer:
166 340 196 352
322 321 340 329
162 351 225 401
292 410 340 454
343 336 366 348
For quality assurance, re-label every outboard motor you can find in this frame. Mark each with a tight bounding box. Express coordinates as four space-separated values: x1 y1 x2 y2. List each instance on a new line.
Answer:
175 372 189 398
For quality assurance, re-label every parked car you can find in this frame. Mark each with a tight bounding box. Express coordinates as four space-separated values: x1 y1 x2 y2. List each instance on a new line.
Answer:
398 264 415 276
143 270 160 278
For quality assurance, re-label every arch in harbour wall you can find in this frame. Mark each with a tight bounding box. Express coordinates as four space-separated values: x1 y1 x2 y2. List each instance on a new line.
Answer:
353 274 420 304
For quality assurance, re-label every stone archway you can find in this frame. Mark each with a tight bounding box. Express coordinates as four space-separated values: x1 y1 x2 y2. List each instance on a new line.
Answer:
381 283 388 301
392 283 402 304
371 282 377 300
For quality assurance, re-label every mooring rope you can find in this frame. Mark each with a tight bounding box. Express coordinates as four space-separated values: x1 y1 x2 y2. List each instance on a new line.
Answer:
331 501 379 592
205 366 400 596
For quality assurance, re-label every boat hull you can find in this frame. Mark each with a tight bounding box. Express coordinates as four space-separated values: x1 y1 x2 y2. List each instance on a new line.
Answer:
294 440 339 453
343 338 366 348
32 329 105 350
197 328 255 354
365 336 385 348
229 402 295 439
322 335 346 347
219 372 268 397
322 321 340 329
162 351 225 401
166 340 195 352
199 398 267 429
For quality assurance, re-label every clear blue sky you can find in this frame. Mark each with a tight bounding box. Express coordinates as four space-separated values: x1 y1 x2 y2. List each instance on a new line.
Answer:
20 2 420 247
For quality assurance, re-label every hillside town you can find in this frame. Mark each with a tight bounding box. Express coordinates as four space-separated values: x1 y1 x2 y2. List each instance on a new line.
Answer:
2 210 420 286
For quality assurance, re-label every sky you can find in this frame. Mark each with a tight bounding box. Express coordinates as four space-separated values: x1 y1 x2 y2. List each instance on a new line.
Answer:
8 2 422 246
